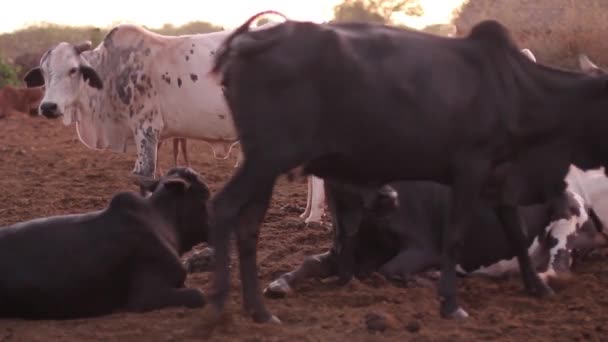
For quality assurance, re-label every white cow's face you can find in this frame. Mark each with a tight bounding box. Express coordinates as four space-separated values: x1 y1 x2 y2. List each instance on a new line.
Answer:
23 41 103 119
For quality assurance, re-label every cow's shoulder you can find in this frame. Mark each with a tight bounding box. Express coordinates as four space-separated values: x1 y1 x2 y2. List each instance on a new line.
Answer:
107 191 147 216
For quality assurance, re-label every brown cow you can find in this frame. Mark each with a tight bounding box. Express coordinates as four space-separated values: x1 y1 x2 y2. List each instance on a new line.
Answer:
0 85 44 118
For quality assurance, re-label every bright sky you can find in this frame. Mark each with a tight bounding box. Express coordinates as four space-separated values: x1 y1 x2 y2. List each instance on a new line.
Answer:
0 0 465 34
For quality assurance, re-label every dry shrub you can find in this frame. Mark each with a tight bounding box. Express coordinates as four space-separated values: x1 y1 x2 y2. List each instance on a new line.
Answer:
452 0 608 69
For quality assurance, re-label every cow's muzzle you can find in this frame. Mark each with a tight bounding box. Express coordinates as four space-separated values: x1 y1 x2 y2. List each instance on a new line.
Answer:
39 102 61 119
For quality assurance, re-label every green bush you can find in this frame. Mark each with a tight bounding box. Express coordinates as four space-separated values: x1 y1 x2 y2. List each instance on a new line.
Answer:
0 57 19 87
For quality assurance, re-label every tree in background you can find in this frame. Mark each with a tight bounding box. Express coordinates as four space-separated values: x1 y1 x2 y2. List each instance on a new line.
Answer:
0 57 19 87
332 0 423 24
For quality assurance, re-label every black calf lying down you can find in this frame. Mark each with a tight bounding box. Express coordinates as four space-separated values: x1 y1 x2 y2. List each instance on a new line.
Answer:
266 181 608 303
0 167 209 319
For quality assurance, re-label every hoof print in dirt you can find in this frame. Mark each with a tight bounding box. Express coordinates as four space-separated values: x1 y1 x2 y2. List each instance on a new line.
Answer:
183 247 215 273
281 204 304 214
304 221 325 230
365 311 399 332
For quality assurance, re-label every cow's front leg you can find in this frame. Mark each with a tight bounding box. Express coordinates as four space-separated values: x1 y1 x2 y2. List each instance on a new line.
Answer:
127 238 205 312
207 159 279 323
264 251 336 298
126 267 205 312
324 181 366 285
132 124 161 178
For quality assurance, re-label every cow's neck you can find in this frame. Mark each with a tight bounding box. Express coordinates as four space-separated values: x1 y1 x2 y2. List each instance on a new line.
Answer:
75 50 115 122
148 194 192 254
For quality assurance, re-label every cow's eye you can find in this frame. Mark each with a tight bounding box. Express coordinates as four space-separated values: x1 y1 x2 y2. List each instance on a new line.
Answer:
69 67 79 76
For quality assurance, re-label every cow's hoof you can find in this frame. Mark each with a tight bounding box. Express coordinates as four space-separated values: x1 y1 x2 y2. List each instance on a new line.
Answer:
442 307 469 320
252 312 282 324
264 278 291 299
184 247 215 273
530 277 556 298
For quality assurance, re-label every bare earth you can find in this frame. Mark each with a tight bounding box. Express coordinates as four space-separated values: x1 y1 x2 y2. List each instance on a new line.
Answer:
1 114 608 342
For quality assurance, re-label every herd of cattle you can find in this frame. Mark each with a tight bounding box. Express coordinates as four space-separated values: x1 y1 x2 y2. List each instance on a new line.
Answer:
1 10 608 325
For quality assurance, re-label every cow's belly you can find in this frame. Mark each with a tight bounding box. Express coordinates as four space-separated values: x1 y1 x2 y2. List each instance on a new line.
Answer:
456 237 543 277
159 94 237 143
161 110 237 142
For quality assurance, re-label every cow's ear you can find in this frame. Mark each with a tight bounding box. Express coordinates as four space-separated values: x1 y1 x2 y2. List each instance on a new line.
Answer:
23 67 44 88
163 178 192 192
134 177 159 196
80 65 103 89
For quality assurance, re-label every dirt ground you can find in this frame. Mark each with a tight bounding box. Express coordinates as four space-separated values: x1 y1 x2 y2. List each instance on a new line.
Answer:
1 113 608 342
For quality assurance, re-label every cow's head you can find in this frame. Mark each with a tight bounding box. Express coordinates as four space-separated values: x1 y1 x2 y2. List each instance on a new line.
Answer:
22 41 103 119
137 167 210 253
367 184 399 217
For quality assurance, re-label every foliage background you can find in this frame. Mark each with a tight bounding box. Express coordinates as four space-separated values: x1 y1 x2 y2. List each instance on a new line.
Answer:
0 0 605 86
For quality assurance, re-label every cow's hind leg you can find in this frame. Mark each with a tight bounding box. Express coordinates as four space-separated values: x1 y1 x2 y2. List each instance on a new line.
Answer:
181 139 191 167
264 251 336 297
207 160 279 323
495 205 555 297
172 139 180 167
380 248 439 279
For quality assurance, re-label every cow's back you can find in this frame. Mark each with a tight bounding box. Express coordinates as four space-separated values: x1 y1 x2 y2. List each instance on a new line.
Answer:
103 26 236 141
0 209 137 318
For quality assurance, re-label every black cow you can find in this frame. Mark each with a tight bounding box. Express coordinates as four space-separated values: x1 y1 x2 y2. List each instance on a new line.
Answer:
206 11 608 322
264 181 608 302
0 167 209 319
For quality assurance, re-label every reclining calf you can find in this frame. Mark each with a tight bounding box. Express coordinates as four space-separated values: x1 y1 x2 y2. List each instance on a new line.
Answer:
266 180 607 301
0 167 209 319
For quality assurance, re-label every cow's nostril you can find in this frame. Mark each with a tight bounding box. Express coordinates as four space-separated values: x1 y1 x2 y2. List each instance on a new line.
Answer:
40 102 58 116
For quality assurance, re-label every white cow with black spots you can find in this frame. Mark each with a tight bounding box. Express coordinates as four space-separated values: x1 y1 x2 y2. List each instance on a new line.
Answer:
24 27 240 178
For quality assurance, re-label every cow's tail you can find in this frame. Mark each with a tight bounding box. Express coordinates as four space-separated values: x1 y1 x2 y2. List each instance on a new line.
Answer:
208 10 289 84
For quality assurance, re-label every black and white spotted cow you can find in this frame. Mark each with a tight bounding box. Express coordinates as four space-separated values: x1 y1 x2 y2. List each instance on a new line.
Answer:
265 176 608 303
